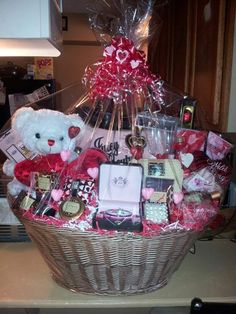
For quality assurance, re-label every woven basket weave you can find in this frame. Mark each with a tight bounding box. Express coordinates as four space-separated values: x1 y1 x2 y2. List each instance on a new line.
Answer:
12 206 200 295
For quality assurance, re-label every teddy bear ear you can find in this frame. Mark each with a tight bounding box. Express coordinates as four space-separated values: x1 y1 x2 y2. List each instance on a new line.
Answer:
67 114 85 132
12 107 35 132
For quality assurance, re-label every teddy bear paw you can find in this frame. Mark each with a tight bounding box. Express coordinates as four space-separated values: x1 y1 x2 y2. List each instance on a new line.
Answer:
7 180 27 197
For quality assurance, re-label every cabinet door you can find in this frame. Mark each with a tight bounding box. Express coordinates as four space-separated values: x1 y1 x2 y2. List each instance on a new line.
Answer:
149 0 235 132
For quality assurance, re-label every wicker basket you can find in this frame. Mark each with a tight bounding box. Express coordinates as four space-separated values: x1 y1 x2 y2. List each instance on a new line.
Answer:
12 206 200 295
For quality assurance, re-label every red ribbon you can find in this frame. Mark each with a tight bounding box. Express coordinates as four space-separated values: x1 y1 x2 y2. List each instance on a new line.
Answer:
83 36 162 103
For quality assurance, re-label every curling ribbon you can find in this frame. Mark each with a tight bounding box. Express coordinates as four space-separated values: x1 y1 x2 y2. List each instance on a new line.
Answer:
82 36 163 103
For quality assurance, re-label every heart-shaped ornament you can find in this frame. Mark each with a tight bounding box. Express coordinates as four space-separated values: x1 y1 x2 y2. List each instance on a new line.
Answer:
130 60 140 69
51 189 64 202
87 167 99 179
60 150 72 161
142 188 154 200
68 126 80 139
128 135 146 148
116 49 129 63
173 192 184 204
180 152 194 168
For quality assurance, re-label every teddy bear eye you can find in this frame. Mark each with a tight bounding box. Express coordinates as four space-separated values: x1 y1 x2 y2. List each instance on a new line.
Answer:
35 133 41 139
59 136 64 141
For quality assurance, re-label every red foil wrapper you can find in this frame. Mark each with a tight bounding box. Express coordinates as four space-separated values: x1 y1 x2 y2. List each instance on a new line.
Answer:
175 129 207 154
170 198 219 231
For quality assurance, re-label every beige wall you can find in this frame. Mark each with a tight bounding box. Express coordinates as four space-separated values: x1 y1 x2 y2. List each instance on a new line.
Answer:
62 14 97 42
53 13 103 91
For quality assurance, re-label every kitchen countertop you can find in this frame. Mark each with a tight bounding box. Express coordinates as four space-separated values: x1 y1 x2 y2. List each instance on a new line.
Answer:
0 239 236 309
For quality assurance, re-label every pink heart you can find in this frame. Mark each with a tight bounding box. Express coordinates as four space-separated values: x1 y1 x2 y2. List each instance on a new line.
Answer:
116 49 129 63
180 152 194 168
142 188 154 200
87 167 99 179
60 150 72 161
130 60 140 69
51 189 64 202
173 192 184 204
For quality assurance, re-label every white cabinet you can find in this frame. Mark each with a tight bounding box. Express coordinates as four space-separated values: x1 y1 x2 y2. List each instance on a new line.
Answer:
0 0 62 57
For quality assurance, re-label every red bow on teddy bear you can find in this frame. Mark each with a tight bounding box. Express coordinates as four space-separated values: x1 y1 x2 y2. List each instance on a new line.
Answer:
14 148 109 186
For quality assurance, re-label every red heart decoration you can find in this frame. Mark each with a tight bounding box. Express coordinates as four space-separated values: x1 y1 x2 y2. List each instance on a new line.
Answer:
68 126 80 139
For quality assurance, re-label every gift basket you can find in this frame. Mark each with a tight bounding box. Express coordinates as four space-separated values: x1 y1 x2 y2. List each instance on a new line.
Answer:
1 0 234 295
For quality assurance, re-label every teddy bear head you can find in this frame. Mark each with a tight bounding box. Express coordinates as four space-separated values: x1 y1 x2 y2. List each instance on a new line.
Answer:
12 107 85 155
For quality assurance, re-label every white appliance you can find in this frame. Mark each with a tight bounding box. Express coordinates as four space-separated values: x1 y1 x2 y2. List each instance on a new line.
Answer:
0 0 62 57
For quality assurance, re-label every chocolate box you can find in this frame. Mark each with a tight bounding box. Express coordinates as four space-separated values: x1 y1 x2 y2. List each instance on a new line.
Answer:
139 159 183 203
94 163 143 231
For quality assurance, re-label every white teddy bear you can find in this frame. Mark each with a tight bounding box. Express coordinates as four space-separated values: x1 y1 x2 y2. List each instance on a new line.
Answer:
3 107 85 196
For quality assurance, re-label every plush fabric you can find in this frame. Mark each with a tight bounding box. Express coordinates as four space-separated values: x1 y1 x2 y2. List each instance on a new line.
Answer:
12 107 84 155
4 107 85 196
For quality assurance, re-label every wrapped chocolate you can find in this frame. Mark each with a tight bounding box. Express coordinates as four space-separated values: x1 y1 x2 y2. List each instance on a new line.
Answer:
175 129 207 154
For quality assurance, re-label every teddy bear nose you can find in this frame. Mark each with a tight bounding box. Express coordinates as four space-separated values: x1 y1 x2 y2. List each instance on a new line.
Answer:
48 139 55 146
